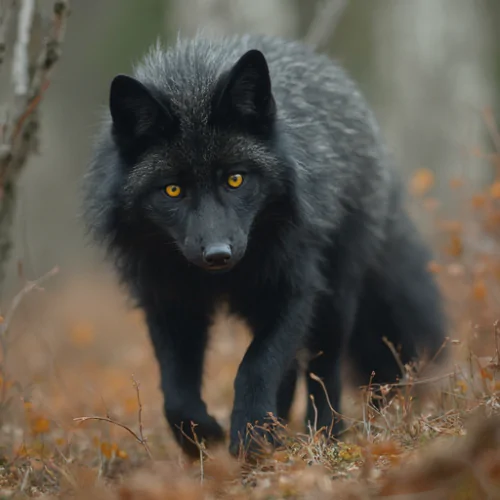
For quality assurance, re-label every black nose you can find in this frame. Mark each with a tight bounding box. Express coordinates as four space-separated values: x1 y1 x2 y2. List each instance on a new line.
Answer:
202 244 232 267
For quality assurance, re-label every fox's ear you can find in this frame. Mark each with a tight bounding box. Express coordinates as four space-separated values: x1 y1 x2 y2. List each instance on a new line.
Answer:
109 75 175 139
212 49 276 127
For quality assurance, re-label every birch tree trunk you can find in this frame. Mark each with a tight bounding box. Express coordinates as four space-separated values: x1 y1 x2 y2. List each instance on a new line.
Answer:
371 0 494 210
0 0 70 297
166 0 300 39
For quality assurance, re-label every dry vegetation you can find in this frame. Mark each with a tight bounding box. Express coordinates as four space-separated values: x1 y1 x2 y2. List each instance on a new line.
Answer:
0 117 500 499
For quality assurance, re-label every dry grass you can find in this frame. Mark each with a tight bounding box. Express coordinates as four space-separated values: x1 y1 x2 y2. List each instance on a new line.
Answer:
0 116 500 498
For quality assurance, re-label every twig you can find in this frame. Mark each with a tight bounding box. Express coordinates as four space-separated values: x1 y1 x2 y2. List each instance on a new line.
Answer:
74 375 153 460
304 0 348 50
10 77 49 142
0 265 59 336
19 465 30 492
309 394 318 434
0 264 58 421
73 415 153 460
309 372 344 437
382 336 407 380
130 374 149 454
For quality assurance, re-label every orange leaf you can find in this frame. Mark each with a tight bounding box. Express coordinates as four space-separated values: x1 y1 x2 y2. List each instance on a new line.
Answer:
473 280 487 301
456 380 468 394
410 168 435 197
447 234 463 257
100 442 112 459
117 449 128 460
16 444 28 457
31 416 50 435
370 440 402 457
480 367 494 381
490 182 500 199
484 212 500 232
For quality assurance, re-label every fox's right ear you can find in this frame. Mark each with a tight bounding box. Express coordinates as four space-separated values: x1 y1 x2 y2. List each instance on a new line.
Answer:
109 75 175 139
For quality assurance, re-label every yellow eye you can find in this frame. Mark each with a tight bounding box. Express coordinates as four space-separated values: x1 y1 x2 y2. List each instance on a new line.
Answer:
165 184 182 197
227 173 244 189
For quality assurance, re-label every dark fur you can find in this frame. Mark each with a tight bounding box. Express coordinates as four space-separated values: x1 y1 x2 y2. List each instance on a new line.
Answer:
82 34 447 458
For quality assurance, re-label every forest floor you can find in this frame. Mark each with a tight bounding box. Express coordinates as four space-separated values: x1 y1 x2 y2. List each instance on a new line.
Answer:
0 164 500 499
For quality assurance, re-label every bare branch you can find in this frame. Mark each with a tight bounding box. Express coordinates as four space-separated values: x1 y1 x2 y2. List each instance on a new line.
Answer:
0 264 59 335
0 0 70 292
304 0 348 50
74 376 154 460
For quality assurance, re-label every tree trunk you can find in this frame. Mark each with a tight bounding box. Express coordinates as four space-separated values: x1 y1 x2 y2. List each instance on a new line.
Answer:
371 0 494 211
165 0 299 39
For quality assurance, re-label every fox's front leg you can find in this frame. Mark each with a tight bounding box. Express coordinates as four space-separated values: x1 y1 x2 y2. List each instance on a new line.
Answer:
145 303 224 457
229 289 314 459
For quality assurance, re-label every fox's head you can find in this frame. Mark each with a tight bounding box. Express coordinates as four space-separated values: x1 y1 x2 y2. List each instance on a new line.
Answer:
93 47 296 273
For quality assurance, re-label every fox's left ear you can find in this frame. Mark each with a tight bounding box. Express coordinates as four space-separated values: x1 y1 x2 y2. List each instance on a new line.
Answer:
212 49 276 127
109 74 176 140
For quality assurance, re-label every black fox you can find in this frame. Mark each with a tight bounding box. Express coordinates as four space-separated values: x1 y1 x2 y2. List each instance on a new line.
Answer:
82 34 447 458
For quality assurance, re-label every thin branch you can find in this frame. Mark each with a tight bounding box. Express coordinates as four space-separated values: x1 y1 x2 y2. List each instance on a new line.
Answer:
0 265 59 336
74 376 153 460
358 370 458 391
304 0 348 50
73 416 153 460
131 374 149 454
309 371 346 437
382 336 407 380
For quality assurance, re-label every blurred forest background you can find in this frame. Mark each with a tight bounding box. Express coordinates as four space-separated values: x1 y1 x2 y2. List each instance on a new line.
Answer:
4 0 500 298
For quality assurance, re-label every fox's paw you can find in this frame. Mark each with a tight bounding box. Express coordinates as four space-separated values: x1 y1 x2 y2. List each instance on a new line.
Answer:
229 414 284 462
167 410 225 458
